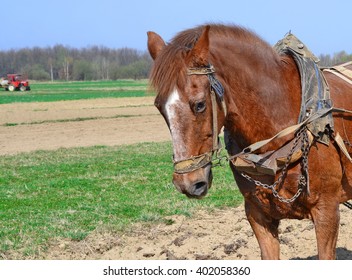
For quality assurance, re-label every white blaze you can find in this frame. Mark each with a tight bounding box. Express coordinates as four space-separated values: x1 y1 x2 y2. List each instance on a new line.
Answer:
165 88 187 161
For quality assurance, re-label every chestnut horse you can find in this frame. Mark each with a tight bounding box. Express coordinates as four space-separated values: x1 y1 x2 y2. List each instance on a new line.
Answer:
147 24 352 259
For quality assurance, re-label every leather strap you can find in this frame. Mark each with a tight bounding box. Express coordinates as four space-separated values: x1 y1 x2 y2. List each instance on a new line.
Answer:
230 106 352 162
324 69 352 85
210 89 219 149
323 61 352 85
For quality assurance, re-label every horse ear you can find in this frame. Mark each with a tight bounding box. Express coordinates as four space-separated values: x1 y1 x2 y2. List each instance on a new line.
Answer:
188 25 210 66
147 31 166 60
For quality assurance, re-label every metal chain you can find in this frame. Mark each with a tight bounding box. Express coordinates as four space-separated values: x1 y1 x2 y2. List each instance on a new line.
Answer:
240 126 309 203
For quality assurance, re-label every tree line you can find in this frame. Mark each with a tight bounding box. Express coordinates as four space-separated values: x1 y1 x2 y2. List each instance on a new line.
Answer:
0 45 152 81
0 45 351 81
318 51 352 67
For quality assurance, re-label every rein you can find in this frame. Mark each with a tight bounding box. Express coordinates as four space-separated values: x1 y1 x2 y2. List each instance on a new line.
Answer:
173 64 227 174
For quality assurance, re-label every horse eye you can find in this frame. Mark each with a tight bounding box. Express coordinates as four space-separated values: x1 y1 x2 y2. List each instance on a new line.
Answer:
194 100 206 113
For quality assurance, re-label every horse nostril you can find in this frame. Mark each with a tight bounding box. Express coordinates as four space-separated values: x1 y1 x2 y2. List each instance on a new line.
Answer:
193 181 208 196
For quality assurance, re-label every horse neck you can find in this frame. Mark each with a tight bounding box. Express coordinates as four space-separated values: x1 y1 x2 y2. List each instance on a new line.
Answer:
216 48 302 151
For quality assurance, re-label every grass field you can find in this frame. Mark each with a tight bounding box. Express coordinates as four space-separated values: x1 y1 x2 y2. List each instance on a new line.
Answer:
0 141 241 258
0 80 242 259
0 80 151 104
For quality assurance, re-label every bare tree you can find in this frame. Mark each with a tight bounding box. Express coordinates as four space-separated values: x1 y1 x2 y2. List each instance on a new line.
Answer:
0 45 153 81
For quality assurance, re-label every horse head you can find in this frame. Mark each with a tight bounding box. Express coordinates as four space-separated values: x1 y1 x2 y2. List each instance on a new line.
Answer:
147 26 226 198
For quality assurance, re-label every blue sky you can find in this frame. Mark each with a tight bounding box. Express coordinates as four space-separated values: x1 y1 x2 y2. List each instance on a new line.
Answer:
2 0 351 55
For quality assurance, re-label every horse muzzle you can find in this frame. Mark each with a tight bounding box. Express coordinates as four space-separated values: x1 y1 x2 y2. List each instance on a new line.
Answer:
172 163 213 199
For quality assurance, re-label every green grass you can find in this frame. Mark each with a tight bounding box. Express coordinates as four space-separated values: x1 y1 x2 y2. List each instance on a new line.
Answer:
0 142 242 259
0 80 152 104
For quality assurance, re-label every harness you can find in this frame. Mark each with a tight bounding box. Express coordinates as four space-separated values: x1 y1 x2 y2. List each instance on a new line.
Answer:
323 61 352 85
173 65 227 174
172 33 352 205
235 34 352 203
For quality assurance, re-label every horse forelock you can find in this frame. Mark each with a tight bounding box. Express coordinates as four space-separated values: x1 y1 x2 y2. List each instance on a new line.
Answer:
150 45 188 104
149 26 204 102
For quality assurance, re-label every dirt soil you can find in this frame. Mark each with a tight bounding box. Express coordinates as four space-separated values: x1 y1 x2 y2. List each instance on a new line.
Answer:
1 97 351 260
0 97 170 155
46 207 352 260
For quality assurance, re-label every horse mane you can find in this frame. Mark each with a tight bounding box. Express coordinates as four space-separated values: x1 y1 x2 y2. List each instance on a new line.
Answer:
149 24 277 100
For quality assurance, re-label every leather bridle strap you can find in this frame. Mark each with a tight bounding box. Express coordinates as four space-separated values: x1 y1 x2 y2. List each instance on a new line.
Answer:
173 64 226 174
210 88 219 150
174 152 213 174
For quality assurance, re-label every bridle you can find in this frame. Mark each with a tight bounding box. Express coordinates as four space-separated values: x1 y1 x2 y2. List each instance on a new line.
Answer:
173 64 227 174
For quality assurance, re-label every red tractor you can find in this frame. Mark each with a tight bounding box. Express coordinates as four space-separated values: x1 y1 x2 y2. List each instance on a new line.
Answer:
0 74 31 91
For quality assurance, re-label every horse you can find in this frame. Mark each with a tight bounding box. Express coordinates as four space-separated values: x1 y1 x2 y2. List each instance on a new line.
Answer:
147 23 352 260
